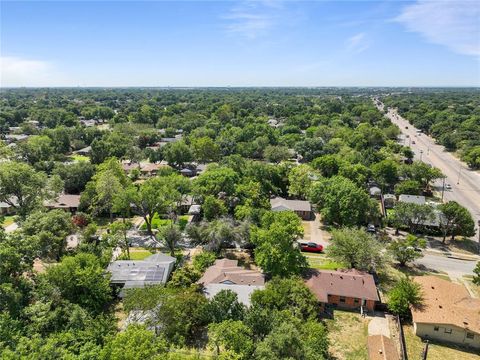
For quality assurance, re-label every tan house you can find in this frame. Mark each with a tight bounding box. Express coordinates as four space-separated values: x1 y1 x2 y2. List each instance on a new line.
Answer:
270 197 312 220
45 194 81 213
304 269 379 312
367 335 399 360
198 259 265 306
411 276 480 349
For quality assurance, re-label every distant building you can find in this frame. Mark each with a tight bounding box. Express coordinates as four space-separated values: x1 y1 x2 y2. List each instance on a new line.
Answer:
411 276 480 349
398 194 425 205
369 186 382 198
45 194 81 213
383 194 396 209
107 253 176 297
73 146 92 156
304 269 379 312
198 259 265 306
270 197 312 220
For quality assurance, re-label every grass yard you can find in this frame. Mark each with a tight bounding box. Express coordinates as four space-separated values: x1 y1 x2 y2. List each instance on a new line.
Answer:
128 248 155 260
70 154 90 162
403 325 480 360
325 310 369 360
304 252 344 270
463 275 480 298
1 215 15 227
140 214 189 231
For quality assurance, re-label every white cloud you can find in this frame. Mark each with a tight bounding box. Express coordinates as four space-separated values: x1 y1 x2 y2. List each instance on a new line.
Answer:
395 0 480 56
346 32 370 53
0 56 70 87
222 1 286 39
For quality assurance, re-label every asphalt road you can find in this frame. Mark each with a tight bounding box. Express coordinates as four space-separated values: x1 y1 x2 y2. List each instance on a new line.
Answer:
415 253 477 277
375 99 480 243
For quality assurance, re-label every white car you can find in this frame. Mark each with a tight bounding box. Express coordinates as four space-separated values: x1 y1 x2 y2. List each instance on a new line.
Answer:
445 184 452 190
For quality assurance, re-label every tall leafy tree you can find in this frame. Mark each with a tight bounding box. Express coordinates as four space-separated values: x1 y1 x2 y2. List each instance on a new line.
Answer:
438 201 476 242
327 227 386 271
252 211 307 277
0 161 61 219
310 175 373 226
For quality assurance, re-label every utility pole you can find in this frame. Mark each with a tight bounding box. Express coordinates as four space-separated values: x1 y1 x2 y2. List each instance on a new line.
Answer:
422 340 429 360
441 177 446 202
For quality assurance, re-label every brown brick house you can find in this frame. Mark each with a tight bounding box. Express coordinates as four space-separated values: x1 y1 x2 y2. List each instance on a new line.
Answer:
270 197 313 220
304 269 379 312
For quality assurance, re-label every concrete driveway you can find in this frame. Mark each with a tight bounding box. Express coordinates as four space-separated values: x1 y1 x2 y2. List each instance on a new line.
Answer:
302 213 331 248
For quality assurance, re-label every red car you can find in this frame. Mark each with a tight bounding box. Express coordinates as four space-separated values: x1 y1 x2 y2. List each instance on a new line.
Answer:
300 242 323 253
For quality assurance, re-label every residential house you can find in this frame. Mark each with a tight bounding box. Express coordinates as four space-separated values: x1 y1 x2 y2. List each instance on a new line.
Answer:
107 253 176 297
45 194 81 213
411 276 480 349
383 194 396 209
270 197 313 220
398 194 425 205
367 335 399 360
198 259 265 306
369 186 382 198
140 162 169 176
73 146 92 156
122 160 140 172
304 269 380 312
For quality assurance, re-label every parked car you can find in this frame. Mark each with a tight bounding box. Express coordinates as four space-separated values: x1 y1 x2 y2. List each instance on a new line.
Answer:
300 242 323 253
411 141 416 144
367 224 376 233
445 184 452 190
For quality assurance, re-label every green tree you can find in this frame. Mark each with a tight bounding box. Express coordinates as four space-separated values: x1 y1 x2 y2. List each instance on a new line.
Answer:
327 227 386 271
158 224 182 257
387 277 423 318
163 141 193 168
202 195 227 221
391 202 435 234
194 166 239 198
16 135 54 168
37 253 112 314
371 159 398 190
252 211 307 277
438 201 476 242
53 161 95 194
22 210 74 261
288 164 317 199
208 320 254 360
311 154 341 178
101 325 167 360
152 287 210 346
207 290 246 323
192 136 221 163
192 251 216 273
310 176 372 226
473 262 480 286
250 277 318 321
263 145 291 164
394 180 421 196
0 161 60 219
389 234 426 267
254 319 328 360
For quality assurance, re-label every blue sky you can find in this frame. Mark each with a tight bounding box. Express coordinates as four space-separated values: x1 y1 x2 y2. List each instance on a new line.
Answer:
1 0 479 87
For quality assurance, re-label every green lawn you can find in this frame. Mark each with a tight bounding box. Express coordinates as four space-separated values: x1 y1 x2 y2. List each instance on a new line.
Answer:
70 154 90 162
140 214 189 231
325 310 369 360
304 253 344 270
128 249 155 260
1 215 15 227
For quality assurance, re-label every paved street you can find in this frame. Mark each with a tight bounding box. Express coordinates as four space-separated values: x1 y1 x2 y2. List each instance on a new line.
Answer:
415 253 477 277
375 100 480 244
